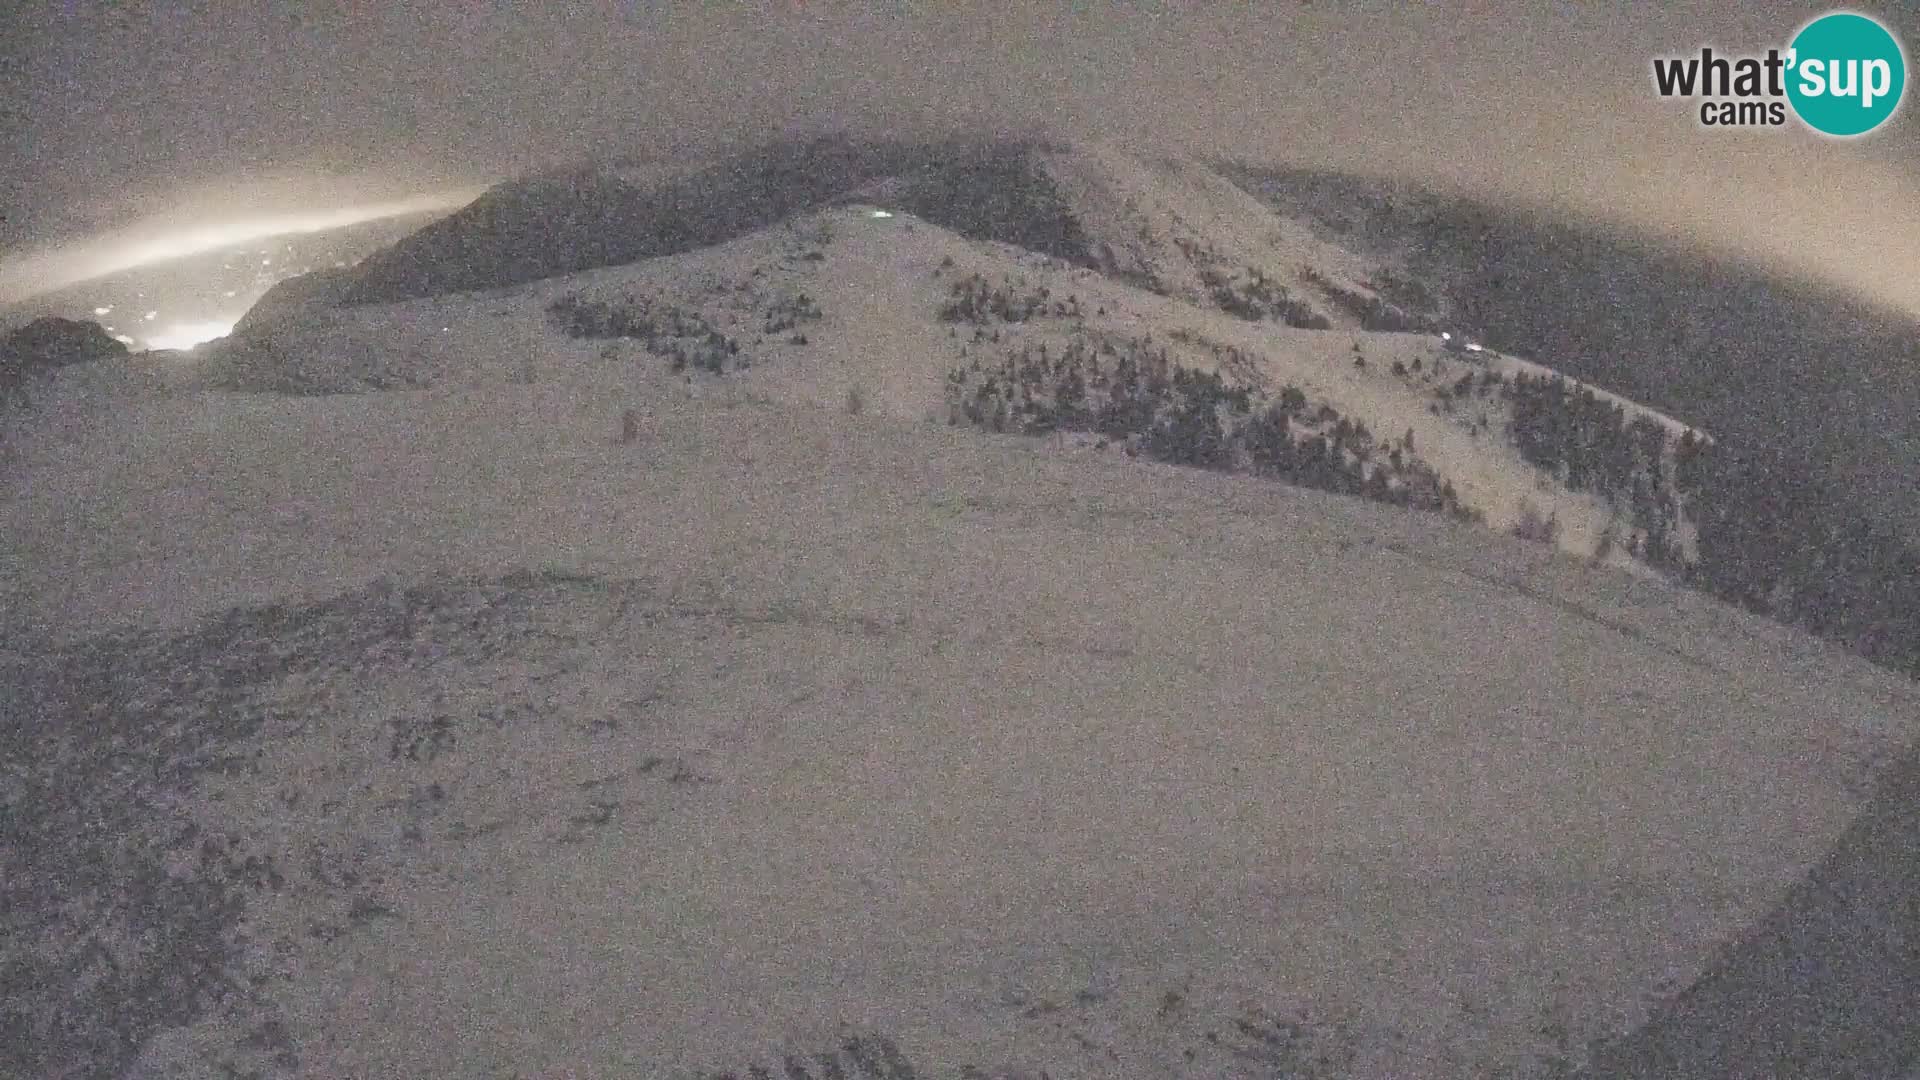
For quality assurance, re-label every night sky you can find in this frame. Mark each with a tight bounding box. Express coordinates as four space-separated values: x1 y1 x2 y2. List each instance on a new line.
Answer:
3 2 1917 312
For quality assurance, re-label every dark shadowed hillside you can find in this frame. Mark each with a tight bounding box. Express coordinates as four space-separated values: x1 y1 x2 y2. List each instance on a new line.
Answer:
234 266 361 334
869 141 1094 266
1225 163 1920 682
1 316 128 373
337 135 1092 307
1221 164 1920 536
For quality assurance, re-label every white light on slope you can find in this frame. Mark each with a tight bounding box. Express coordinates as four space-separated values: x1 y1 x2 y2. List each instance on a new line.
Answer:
144 320 235 351
0 188 487 305
869 209 893 219
93 305 112 315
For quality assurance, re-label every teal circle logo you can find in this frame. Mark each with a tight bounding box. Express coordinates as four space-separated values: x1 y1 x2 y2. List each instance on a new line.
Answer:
1786 12 1907 136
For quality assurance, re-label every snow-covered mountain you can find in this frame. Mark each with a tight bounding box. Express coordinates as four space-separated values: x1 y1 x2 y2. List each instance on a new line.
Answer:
203 139 1709 574
7 136 1914 1080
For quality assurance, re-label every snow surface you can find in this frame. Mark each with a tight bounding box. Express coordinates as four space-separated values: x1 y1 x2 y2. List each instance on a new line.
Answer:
2 143 1890 1079
4 350 1916 1077
1039 143 1386 326
175 196 1700 572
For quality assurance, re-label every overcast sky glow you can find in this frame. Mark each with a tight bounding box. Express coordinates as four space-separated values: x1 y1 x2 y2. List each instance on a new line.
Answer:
2 2 1915 314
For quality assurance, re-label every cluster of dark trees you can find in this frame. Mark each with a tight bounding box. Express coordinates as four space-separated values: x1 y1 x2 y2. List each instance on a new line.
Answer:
761 292 823 335
936 273 1082 326
1298 268 1437 334
1237 394 1473 518
1493 366 1920 677
944 334 1477 522
1436 367 1499 401
547 294 741 374
1502 371 1692 567
1195 265 1330 329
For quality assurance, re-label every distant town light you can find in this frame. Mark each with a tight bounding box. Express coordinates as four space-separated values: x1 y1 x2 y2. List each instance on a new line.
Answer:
869 209 893 219
93 305 112 316
144 319 234 351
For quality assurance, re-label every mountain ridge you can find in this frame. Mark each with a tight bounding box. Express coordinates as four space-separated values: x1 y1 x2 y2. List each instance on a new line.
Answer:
7 133 1920 1077
200 182 1709 578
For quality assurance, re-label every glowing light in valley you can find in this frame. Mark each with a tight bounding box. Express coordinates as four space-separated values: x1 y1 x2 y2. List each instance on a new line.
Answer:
143 311 158 320
93 305 112 315
0 188 486 304
113 334 135 346
869 209 894 219
143 320 235 351
223 290 237 297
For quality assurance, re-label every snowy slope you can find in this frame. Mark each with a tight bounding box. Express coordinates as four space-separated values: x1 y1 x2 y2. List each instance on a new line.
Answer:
2 139 1906 1077
2 358 1914 1079
185 185 1707 574
1037 142 1390 326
